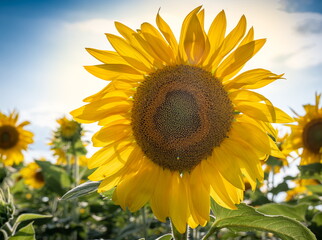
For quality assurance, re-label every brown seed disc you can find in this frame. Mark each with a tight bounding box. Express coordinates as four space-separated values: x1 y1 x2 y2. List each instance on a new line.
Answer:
35 171 45 183
131 65 234 172
0 125 19 150
302 118 322 154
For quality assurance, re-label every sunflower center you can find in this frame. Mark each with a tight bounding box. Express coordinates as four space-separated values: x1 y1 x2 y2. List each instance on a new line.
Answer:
302 118 322 154
0 125 19 150
131 65 234 172
35 171 45 183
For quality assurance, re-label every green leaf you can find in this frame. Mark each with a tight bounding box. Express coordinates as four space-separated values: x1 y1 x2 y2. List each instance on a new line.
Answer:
298 195 322 205
312 212 322 226
299 163 322 181
155 234 172 240
100 187 115 200
16 213 52 223
270 182 289 195
257 203 308 222
266 156 283 166
208 201 316 240
36 160 71 196
60 181 100 200
306 185 322 195
9 222 35 240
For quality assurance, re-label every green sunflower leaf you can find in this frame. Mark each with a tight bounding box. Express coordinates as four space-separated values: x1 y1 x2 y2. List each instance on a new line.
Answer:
298 163 322 181
9 222 35 240
35 160 71 196
306 185 322 195
16 213 52 224
155 234 172 240
60 181 100 201
257 203 309 222
312 212 322 226
207 201 316 240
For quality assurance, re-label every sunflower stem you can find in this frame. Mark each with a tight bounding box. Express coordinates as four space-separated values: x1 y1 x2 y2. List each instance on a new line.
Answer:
170 220 189 240
141 206 148 240
0 228 8 240
201 221 219 240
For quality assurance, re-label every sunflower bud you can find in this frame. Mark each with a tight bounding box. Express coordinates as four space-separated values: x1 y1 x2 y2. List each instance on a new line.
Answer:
0 189 14 226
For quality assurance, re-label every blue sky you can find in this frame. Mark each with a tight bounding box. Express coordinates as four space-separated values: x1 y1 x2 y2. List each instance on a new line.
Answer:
1 0 322 162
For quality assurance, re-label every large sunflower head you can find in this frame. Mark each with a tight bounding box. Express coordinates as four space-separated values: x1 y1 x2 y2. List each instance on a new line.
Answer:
284 93 322 165
0 111 34 166
71 7 293 233
20 161 45 189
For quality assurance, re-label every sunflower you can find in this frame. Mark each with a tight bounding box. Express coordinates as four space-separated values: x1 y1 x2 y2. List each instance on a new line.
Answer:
56 117 82 141
263 130 289 174
285 179 319 201
284 93 322 165
71 7 292 232
20 161 45 189
0 111 34 166
51 147 88 167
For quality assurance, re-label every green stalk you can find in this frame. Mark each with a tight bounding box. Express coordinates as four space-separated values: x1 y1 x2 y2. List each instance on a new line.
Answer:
202 220 219 240
141 206 148 240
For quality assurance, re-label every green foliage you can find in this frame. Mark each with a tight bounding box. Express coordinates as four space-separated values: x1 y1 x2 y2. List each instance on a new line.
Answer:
16 214 52 224
306 185 322 195
257 203 309 222
35 160 71 196
299 163 322 181
208 200 316 240
9 222 35 240
155 234 172 240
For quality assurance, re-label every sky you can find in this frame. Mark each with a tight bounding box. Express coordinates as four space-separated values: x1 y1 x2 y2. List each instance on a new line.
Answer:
1 0 322 163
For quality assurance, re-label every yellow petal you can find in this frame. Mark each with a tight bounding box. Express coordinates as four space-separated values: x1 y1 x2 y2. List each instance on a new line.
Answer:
88 140 132 169
106 33 152 72
71 100 132 123
208 15 246 71
150 168 172 222
210 145 244 190
232 121 271 154
156 11 178 53
141 22 175 64
92 124 131 147
178 6 202 62
230 90 294 123
224 68 283 90
215 39 266 81
169 172 189 234
86 48 127 65
201 160 237 209
183 13 207 65
189 165 210 225
84 64 142 81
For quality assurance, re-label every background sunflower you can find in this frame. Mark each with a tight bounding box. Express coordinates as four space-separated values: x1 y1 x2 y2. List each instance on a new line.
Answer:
20 161 45 189
284 93 322 165
0 111 34 166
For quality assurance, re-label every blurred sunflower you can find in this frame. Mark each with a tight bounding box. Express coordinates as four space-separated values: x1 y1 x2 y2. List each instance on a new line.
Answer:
263 130 290 174
284 93 322 165
0 111 34 166
56 117 82 142
71 7 292 232
285 179 319 201
20 161 45 189
51 147 88 167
